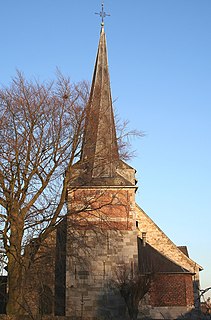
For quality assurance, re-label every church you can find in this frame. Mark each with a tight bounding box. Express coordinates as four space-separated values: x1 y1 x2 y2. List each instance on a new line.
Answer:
56 18 202 319
7 10 202 320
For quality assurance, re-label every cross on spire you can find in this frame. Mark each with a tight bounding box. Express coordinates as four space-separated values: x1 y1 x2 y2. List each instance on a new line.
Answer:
95 2 110 26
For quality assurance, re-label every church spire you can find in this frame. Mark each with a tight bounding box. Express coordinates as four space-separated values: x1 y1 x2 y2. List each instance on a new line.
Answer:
80 24 119 178
70 12 136 187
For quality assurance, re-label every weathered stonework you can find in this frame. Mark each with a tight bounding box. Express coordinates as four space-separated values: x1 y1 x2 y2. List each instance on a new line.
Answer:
66 187 138 319
24 233 57 316
66 229 138 319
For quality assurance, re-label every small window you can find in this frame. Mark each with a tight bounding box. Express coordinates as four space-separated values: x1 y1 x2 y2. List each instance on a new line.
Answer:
136 221 139 228
78 270 89 280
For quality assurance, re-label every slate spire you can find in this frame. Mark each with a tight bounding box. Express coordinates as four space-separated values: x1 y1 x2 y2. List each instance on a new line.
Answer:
80 25 119 178
70 24 136 187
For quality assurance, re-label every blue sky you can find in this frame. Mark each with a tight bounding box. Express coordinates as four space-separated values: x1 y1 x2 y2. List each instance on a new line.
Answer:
1 0 211 298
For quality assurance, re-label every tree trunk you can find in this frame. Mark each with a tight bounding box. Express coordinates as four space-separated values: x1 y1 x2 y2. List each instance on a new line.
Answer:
6 209 25 315
6 256 24 314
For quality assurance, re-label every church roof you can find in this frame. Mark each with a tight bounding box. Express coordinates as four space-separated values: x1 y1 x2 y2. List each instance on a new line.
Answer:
70 25 136 187
80 24 119 178
136 204 203 272
138 238 193 275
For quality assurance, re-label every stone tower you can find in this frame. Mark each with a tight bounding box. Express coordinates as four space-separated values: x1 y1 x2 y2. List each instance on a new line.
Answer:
63 18 202 320
66 23 139 319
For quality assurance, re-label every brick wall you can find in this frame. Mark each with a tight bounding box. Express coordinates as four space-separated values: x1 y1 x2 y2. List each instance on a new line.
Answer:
150 273 194 307
68 188 136 231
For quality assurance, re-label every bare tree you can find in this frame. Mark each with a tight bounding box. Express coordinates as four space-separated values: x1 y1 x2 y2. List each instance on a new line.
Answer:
0 71 142 316
111 264 152 320
0 71 89 315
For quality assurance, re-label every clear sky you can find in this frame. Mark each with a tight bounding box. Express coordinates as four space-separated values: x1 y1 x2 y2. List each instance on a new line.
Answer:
0 0 210 299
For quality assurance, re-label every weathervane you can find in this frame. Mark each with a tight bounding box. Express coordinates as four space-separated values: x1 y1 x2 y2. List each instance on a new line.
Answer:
95 2 110 26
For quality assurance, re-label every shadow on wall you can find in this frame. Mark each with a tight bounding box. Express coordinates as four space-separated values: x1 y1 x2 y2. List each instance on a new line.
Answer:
177 308 211 320
96 286 130 320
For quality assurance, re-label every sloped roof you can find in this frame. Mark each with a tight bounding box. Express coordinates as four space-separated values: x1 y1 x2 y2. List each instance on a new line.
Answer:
136 204 203 273
138 238 192 274
69 26 136 187
80 25 119 179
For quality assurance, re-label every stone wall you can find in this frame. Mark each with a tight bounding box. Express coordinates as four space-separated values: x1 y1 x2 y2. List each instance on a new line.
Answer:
23 232 57 316
66 187 138 319
66 229 138 319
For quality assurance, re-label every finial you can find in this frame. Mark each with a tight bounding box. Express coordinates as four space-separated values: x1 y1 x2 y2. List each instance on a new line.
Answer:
95 2 110 26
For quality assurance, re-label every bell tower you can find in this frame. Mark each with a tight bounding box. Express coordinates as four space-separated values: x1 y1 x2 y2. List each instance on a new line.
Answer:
66 10 139 319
